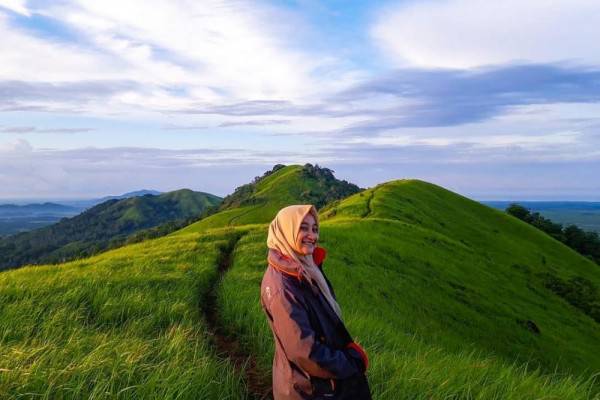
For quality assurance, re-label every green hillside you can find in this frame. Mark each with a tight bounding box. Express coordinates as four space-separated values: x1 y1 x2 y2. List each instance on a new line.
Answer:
1 170 599 399
218 179 600 399
0 227 249 399
176 164 361 233
0 189 222 270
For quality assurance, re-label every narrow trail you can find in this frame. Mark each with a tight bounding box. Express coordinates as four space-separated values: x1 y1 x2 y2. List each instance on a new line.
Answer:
363 186 378 218
202 233 273 400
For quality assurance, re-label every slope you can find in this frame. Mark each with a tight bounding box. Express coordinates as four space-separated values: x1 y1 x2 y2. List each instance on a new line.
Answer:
0 228 248 399
217 179 600 399
176 164 361 234
0 189 222 270
2 174 600 399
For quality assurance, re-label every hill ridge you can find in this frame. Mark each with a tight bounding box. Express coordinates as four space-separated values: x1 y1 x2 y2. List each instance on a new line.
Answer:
1 171 600 399
0 188 222 270
176 163 362 234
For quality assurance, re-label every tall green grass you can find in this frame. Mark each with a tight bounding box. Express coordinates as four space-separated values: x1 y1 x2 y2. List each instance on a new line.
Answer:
0 231 247 399
217 179 600 399
218 225 600 399
2 176 600 399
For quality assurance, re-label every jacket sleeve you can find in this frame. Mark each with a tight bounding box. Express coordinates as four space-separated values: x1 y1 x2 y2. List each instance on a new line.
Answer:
266 285 361 380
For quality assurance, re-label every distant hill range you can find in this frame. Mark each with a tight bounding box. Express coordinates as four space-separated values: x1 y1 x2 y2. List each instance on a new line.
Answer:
62 189 163 209
0 190 162 236
0 202 81 236
0 202 78 216
0 189 221 270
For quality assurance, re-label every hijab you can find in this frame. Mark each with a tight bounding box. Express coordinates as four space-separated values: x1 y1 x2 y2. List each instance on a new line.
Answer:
266 204 343 320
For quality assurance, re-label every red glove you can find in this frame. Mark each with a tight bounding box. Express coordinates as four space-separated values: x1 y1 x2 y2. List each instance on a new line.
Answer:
346 341 369 372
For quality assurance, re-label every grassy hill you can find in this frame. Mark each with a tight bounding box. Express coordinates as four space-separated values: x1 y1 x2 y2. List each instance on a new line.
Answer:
0 189 222 270
0 168 599 399
0 227 248 399
176 164 361 233
218 179 600 399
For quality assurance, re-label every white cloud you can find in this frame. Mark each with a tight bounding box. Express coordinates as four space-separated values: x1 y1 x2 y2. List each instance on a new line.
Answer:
0 0 29 16
45 0 328 100
0 1 363 118
372 0 600 68
0 11 131 91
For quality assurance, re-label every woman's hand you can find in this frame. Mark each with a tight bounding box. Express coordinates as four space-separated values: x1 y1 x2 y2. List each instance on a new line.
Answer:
345 341 369 373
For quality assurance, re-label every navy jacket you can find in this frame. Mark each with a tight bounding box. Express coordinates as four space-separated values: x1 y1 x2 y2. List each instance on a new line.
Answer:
260 247 372 399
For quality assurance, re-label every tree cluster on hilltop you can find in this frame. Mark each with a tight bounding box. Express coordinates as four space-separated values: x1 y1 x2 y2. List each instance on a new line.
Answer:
219 163 362 211
298 163 362 209
506 203 600 265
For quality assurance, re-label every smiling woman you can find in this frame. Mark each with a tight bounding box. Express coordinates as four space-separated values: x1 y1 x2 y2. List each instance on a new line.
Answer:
260 204 371 399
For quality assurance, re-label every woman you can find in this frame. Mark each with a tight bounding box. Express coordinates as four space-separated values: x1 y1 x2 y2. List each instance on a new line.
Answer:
260 204 372 399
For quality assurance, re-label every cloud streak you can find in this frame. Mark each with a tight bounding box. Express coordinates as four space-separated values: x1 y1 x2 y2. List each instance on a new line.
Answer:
172 63 600 134
334 63 600 132
0 125 95 134
0 80 140 112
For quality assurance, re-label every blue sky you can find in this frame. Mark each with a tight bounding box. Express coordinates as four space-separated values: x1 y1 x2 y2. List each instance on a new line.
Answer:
0 0 599 200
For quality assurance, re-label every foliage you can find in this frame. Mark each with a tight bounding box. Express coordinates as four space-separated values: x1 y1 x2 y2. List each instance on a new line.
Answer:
506 203 600 265
541 273 600 323
298 163 362 209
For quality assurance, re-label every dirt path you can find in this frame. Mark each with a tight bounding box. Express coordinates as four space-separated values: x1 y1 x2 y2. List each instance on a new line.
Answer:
202 232 273 400
363 186 378 218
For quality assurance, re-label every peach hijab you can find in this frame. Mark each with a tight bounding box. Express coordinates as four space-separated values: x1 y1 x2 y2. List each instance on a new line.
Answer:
267 204 343 320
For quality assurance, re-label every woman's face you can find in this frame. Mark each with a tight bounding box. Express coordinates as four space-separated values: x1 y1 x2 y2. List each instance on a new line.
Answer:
296 212 319 255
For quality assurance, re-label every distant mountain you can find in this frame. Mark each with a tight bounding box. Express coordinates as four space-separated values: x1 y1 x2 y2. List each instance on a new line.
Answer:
0 202 78 217
0 203 81 236
94 189 162 203
61 189 163 209
176 163 362 233
0 189 222 270
0 191 164 236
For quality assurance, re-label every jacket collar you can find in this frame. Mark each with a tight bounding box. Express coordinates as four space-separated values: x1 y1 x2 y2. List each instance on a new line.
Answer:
267 246 327 282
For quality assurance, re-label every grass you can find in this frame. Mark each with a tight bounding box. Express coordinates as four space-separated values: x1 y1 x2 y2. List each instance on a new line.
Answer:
2 170 600 398
0 230 247 399
217 179 600 399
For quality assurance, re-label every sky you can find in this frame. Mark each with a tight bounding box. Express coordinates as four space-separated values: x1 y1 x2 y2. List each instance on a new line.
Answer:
1 0 599 200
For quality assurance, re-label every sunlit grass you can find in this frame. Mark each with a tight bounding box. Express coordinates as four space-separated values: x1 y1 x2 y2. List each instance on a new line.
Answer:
0 231 247 399
2 176 600 399
218 179 600 399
